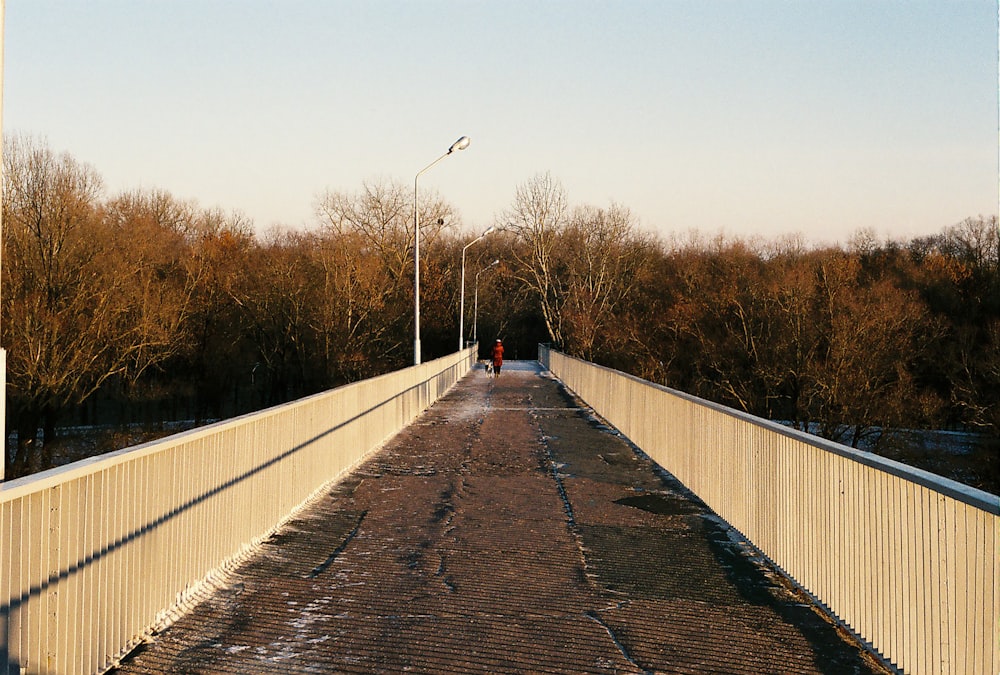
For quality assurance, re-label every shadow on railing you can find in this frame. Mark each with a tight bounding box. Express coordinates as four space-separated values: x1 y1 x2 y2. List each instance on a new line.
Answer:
1 347 476 675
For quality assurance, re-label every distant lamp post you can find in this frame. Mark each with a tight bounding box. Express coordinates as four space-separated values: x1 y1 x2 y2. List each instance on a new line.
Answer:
473 259 501 343
459 226 495 351
413 135 470 365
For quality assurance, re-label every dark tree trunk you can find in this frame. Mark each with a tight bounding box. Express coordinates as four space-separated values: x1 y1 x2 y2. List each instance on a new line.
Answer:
10 410 41 480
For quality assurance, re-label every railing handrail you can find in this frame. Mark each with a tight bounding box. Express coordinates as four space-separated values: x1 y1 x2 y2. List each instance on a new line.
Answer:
0 358 467 500
551 349 999 514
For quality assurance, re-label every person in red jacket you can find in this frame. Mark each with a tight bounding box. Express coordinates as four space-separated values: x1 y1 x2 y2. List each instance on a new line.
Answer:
491 339 504 378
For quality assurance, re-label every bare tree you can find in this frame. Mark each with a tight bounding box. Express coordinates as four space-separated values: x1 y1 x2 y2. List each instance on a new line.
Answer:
315 178 454 282
226 229 318 402
3 136 112 474
312 177 458 375
560 204 652 360
100 189 202 388
500 172 570 345
181 214 258 420
799 252 935 447
309 228 407 381
920 216 1000 435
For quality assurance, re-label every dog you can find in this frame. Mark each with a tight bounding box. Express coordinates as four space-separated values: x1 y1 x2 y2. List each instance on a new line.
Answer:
485 360 495 378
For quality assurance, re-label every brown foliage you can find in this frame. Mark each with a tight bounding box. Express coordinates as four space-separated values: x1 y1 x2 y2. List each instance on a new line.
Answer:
2 140 995 492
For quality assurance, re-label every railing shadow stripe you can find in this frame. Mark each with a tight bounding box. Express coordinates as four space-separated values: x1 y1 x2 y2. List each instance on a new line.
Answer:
1 349 475 674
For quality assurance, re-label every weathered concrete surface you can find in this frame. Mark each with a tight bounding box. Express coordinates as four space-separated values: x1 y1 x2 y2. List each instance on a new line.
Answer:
114 362 888 674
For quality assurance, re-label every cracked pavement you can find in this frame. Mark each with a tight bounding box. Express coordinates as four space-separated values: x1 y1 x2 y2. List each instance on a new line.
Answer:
114 362 888 674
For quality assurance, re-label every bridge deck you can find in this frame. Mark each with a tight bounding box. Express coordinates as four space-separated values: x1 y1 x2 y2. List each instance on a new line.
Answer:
115 362 887 674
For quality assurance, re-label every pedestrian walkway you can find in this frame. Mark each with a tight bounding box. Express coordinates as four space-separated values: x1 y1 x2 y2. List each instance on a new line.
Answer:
114 362 887 674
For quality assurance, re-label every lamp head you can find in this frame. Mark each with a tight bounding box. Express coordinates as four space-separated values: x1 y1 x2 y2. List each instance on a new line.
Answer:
449 136 471 153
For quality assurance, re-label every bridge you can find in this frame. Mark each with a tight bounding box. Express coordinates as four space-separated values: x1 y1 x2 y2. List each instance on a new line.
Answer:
1 347 997 674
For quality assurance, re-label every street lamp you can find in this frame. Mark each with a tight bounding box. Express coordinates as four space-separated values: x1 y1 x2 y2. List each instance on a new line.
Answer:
473 259 501 344
413 135 470 365
459 226 495 351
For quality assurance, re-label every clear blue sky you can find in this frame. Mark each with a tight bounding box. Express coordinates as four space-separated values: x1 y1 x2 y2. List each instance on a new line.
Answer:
3 0 998 244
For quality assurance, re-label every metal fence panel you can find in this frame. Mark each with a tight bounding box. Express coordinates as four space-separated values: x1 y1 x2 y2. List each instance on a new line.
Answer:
1 348 475 674
539 345 999 675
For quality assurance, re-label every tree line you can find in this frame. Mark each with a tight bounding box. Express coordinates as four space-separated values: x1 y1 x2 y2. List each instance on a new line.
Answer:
3 138 997 491
502 174 997 492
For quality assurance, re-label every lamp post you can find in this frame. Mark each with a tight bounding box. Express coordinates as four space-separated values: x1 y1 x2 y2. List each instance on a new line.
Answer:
459 226 495 351
413 135 470 365
473 259 500 344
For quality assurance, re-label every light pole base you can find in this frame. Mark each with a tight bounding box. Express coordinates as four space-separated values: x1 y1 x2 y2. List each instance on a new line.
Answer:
414 338 422 365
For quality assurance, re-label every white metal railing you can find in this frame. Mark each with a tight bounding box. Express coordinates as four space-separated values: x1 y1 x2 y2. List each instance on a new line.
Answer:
540 345 999 675
0 347 476 675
